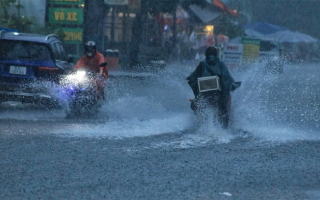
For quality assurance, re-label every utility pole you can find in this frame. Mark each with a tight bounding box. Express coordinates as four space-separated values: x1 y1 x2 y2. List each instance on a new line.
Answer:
83 0 106 52
17 0 21 17
110 6 115 47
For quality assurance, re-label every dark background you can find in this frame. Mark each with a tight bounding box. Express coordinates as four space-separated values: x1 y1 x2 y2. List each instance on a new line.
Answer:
228 0 320 39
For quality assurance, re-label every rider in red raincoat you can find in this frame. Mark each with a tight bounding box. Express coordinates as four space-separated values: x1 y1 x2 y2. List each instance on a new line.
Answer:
74 41 108 100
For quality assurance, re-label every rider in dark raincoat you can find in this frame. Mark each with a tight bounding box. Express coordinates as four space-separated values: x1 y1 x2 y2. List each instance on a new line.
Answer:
186 46 239 128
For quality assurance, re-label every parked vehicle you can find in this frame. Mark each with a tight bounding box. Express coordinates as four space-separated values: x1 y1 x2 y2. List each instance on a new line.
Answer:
0 31 74 106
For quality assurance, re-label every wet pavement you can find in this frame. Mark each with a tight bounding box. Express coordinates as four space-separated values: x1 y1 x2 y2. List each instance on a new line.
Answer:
1 62 320 199
1 123 320 199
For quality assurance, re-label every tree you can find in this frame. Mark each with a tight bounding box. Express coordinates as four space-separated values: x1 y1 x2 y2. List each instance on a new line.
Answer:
0 0 16 17
0 0 33 32
129 0 209 66
215 15 245 39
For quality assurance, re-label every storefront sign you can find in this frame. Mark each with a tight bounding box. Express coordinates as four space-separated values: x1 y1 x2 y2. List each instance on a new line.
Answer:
242 38 260 63
223 43 243 68
49 0 84 5
48 8 83 24
104 0 128 5
61 28 83 43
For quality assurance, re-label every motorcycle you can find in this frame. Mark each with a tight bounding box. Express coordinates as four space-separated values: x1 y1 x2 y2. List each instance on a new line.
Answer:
60 62 107 117
189 76 241 128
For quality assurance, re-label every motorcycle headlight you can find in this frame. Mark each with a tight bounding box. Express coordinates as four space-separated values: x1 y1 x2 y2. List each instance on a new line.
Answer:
75 70 86 78
62 71 90 90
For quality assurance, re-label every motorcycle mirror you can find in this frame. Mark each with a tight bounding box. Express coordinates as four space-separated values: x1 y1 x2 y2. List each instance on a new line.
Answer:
234 81 241 87
231 81 241 91
67 55 74 63
99 62 107 67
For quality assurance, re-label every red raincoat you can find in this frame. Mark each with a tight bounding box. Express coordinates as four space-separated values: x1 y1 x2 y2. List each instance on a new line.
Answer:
74 51 108 99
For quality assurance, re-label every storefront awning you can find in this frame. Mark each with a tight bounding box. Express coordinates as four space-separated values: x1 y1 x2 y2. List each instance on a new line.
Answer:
189 5 220 24
211 0 238 17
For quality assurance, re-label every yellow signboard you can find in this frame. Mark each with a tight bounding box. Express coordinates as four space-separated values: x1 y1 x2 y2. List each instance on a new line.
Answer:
242 38 260 63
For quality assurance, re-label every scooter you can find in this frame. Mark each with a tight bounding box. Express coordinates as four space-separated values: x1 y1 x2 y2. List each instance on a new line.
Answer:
61 62 107 117
189 76 241 128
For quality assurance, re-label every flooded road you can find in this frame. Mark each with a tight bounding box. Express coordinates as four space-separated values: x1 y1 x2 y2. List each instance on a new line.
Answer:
1 62 320 199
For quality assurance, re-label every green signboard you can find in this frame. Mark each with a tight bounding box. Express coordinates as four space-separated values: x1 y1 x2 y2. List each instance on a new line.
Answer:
104 0 128 5
48 8 83 24
49 0 84 5
60 28 83 44
241 38 261 46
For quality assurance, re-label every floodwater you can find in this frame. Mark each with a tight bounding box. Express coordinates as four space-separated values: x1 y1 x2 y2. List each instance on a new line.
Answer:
1 61 320 144
1 61 320 199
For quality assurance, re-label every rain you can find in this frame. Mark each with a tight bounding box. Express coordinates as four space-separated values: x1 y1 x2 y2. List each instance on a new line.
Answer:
1 0 320 199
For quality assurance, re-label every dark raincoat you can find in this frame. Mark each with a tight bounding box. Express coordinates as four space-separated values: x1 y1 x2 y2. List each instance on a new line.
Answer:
187 56 240 128
186 57 236 99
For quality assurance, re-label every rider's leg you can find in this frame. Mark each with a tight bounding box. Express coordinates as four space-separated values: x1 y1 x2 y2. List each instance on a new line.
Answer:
219 94 231 129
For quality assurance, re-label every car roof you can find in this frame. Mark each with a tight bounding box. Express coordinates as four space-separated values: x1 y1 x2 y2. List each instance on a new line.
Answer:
0 30 61 44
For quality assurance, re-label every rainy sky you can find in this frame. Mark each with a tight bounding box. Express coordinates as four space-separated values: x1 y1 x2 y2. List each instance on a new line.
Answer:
226 0 320 39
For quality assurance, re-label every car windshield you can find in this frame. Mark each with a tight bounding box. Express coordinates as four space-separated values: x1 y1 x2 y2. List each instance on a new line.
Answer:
0 40 52 61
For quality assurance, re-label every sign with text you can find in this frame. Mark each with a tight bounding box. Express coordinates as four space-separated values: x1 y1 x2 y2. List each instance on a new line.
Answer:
61 28 83 43
241 38 260 64
49 0 84 5
223 43 243 68
48 8 83 24
104 0 128 5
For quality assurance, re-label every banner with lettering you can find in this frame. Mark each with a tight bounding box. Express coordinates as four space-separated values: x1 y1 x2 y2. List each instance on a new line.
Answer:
48 8 83 24
60 28 83 43
223 43 243 68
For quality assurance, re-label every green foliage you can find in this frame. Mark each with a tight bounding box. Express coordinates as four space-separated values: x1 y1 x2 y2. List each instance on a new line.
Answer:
0 14 34 32
35 24 66 40
0 0 16 17
0 0 34 32
215 15 245 39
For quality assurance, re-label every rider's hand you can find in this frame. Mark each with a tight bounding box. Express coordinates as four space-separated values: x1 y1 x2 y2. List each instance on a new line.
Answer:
99 67 104 76
102 72 108 79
